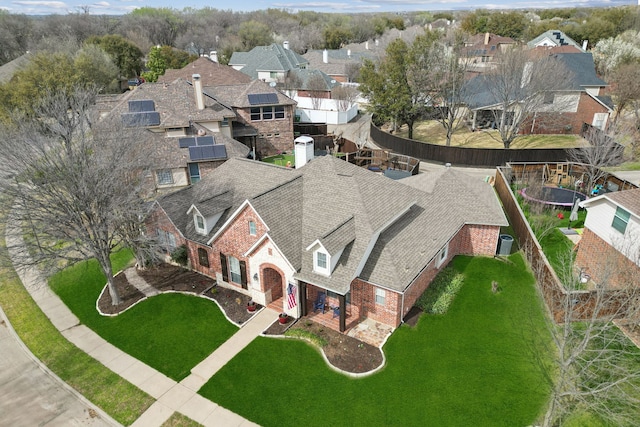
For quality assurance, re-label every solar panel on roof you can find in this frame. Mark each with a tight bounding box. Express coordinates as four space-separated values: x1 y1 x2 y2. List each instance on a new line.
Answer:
179 137 196 148
128 100 155 112
196 135 214 146
121 111 160 127
189 144 227 161
247 93 279 105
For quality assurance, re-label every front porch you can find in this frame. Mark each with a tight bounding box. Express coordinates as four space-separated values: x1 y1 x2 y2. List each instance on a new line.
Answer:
304 299 361 333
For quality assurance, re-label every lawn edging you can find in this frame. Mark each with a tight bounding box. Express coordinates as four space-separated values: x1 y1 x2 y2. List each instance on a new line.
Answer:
267 333 387 378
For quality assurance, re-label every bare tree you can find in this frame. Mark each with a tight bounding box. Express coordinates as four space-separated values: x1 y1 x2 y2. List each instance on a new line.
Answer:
404 30 472 146
480 49 574 149
534 247 640 427
568 125 625 193
0 87 157 305
306 73 328 110
332 85 358 112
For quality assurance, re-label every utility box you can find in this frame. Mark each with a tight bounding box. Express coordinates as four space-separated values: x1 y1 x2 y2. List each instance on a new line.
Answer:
497 234 514 256
294 135 314 168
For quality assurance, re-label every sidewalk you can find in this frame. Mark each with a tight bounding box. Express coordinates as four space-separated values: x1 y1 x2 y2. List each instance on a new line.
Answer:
5 208 275 427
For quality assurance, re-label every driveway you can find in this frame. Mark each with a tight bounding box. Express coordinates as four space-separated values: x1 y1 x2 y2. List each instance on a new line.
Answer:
0 310 114 426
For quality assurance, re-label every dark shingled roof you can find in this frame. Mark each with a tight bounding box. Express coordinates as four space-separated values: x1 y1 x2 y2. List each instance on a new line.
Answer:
155 156 508 294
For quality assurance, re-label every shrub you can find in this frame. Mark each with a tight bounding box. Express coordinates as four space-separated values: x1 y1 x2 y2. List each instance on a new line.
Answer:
170 245 188 266
415 268 465 315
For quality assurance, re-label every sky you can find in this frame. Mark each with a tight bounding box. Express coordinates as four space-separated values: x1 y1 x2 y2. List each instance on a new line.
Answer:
0 0 635 16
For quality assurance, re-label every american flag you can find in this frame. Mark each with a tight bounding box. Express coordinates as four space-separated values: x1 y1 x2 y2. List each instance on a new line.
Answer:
287 283 297 309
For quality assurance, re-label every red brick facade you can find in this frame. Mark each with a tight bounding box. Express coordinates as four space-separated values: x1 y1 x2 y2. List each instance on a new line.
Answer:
575 228 640 288
147 204 503 330
521 92 609 135
234 106 296 156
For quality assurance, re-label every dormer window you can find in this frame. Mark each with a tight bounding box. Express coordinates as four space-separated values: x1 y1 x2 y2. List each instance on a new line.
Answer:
314 250 330 276
194 213 206 234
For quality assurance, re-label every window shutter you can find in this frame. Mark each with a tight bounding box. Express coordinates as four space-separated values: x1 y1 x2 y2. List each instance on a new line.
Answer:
239 260 247 289
220 253 229 282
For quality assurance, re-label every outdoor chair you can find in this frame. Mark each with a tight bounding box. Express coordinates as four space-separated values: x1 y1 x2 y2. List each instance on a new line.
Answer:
332 306 340 319
313 292 326 313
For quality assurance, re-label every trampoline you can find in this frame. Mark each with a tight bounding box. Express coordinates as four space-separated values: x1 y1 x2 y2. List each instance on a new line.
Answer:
520 186 587 207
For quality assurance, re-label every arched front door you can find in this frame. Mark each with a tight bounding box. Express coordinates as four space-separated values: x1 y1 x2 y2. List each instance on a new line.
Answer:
263 267 283 304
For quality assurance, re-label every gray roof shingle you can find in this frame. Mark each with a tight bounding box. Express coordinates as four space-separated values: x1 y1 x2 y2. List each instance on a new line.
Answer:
155 156 507 294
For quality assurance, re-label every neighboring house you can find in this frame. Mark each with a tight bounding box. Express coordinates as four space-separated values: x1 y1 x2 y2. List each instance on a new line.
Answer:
576 188 640 288
464 52 613 135
145 156 508 333
102 77 249 192
158 56 251 86
462 33 518 72
229 42 309 83
205 79 297 156
527 30 586 52
303 48 370 84
230 42 354 125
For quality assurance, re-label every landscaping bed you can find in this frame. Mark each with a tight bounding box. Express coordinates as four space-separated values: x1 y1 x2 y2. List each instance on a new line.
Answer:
99 263 382 373
265 319 384 373
98 263 257 324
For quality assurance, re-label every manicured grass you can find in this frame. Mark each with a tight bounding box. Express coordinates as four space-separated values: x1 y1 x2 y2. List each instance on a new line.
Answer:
604 161 640 171
396 120 586 149
0 230 153 425
199 254 552 427
49 256 238 381
262 154 295 167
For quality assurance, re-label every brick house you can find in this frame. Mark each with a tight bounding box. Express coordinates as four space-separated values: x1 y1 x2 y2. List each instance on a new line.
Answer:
101 77 250 193
146 156 508 333
206 79 297 156
575 188 640 288
464 52 612 135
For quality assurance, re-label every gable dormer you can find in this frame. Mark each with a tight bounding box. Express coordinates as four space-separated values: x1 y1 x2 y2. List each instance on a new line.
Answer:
187 190 232 236
306 217 355 276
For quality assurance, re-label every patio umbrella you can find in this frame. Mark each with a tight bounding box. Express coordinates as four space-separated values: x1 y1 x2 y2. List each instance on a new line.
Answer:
569 198 579 225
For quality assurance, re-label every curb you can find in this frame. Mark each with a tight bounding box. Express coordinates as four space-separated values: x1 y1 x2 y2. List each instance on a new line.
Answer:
0 305 122 427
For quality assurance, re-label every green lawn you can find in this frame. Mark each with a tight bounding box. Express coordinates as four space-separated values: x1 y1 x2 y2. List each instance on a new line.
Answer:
0 232 153 425
49 254 238 381
199 254 552 427
396 120 586 149
262 153 295 167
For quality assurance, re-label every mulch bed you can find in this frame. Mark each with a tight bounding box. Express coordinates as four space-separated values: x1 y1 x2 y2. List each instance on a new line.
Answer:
98 262 385 373
270 320 384 374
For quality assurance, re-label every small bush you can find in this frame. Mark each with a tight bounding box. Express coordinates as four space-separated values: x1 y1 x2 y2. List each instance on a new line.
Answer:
415 268 465 315
170 245 188 266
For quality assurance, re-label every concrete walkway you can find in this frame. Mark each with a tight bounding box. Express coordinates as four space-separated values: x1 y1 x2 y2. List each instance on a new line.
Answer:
5 208 275 427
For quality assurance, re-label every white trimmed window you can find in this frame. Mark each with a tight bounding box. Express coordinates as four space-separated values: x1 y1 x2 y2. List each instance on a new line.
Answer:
612 207 630 234
194 214 205 234
437 243 449 267
156 169 173 185
229 256 241 283
314 250 329 275
375 288 386 305
248 221 257 236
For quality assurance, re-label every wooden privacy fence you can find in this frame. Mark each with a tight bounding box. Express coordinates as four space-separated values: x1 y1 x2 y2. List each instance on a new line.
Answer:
494 166 631 322
371 123 578 167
